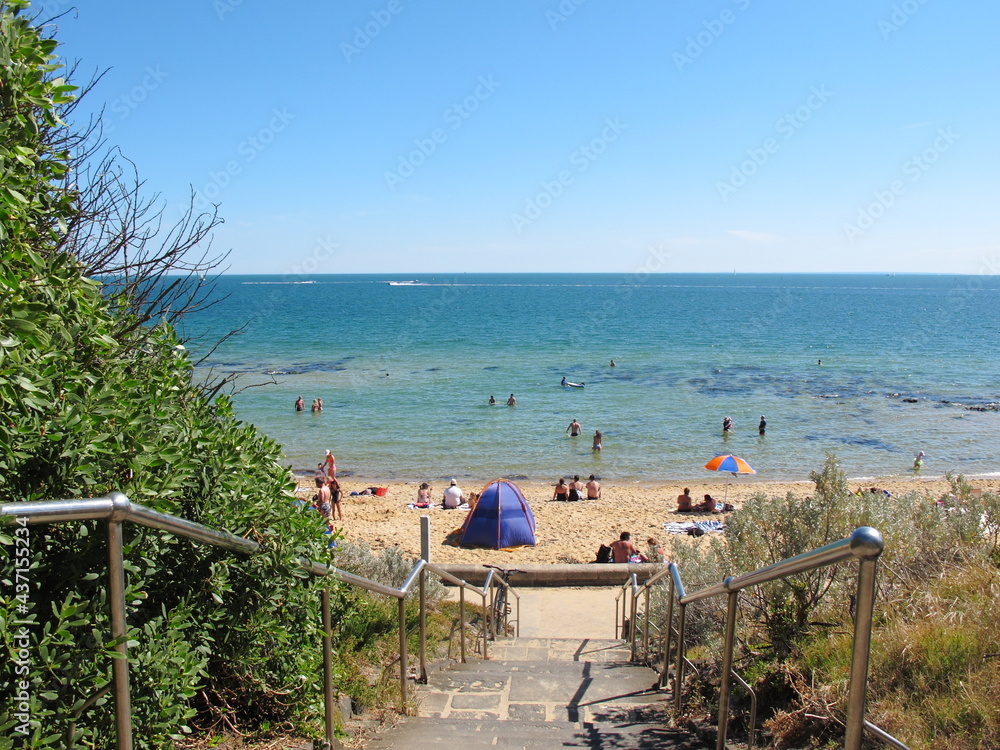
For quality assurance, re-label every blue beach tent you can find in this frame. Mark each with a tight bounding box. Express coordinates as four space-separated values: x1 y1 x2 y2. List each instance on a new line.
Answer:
459 479 537 549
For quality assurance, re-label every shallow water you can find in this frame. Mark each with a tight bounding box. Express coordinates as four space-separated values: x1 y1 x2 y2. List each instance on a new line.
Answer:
181 273 1000 482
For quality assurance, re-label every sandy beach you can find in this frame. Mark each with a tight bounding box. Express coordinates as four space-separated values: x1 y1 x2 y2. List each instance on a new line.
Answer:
295 474 1000 566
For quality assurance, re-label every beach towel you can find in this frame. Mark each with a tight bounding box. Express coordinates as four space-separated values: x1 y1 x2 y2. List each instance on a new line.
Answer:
662 520 726 535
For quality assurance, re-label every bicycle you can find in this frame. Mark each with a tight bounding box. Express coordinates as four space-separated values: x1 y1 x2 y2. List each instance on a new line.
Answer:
483 565 523 639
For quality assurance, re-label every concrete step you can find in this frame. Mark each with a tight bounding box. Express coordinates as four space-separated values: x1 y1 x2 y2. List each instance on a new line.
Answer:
364 716 709 749
486 637 633 663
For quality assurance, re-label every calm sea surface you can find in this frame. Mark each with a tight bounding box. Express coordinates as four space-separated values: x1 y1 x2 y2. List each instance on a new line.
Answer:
180 273 1000 483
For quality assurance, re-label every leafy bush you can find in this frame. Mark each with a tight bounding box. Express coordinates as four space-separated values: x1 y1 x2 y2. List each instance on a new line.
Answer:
656 455 1000 749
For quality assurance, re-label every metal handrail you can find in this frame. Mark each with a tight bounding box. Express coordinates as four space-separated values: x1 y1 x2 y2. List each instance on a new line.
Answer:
620 527 905 750
1 494 488 750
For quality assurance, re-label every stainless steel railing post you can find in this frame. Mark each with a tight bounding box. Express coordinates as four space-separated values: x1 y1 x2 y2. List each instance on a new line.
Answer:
716 588 739 750
418 568 427 682
459 586 466 663
481 592 489 659
397 597 408 712
661 577 675 689
107 518 134 750
642 586 651 663
845 529 884 750
322 588 334 746
673 602 687 715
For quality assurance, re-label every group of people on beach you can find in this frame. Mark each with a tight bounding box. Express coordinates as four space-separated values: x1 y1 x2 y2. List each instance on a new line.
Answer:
601 532 663 563
722 415 766 435
675 487 725 514
566 419 603 450
295 396 324 413
415 479 478 510
488 394 518 406
311 449 342 530
552 474 601 501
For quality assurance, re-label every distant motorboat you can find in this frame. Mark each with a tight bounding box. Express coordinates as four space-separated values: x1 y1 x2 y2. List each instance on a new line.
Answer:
388 280 419 286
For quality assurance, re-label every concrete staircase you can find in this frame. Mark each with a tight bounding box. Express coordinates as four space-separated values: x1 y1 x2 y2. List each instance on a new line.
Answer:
363 637 708 749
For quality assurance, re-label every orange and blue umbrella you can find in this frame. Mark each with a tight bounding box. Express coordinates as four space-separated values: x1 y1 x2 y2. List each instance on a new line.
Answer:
704 454 755 503
704 454 756 475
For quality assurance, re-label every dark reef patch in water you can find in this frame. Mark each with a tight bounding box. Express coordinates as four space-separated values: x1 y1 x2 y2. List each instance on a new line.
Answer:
805 434 898 452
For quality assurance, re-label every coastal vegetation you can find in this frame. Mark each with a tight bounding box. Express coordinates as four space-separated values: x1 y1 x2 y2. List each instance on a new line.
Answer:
665 456 1000 749
0 3 443 746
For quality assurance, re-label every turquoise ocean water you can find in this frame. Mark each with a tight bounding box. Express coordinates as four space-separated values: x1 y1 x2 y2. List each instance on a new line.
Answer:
181 274 1000 484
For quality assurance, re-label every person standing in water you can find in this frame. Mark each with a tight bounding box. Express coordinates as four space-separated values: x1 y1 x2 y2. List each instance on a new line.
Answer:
723 416 732 432
758 415 767 435
566 418 582 437
488 395 496 405
295 396 305 411
592 430 603 451
507 394 517 406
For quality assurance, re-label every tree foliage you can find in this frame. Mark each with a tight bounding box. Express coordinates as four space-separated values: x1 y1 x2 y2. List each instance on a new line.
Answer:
0 3 403 746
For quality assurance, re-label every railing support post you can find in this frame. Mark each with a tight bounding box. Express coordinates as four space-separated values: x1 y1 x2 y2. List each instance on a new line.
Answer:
107 519 134 750
845 556 880 750
661 578 676 689
398 597 408 712
673 603 687 715
322 588 335 746
629 583 639 661
642 586 651 663
459 586 467 663
481 593 489 660
418 569 427 683
716 588 739 750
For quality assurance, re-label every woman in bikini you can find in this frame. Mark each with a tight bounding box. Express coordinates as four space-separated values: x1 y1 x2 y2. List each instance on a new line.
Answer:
552 478 569 501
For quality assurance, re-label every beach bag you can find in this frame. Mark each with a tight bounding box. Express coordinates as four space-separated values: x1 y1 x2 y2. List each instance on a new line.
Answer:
596 544 612 563
375 487 388 497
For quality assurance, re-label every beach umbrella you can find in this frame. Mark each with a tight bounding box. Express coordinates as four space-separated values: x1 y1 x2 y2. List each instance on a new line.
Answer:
704 454 756 502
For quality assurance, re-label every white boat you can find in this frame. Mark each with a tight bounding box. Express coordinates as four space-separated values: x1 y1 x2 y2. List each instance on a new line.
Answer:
388 280 418 286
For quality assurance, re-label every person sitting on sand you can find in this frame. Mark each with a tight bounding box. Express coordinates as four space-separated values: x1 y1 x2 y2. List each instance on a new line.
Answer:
676 488 693 512
645 537 664 563
443 478 465 509
568 475 584 501
610 532 647 563
698 494 719 513
416 482 432 506
586 474 601 499
552 478 569 501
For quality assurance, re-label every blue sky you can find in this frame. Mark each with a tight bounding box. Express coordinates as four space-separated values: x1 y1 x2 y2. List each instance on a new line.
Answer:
47 0 1000 274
